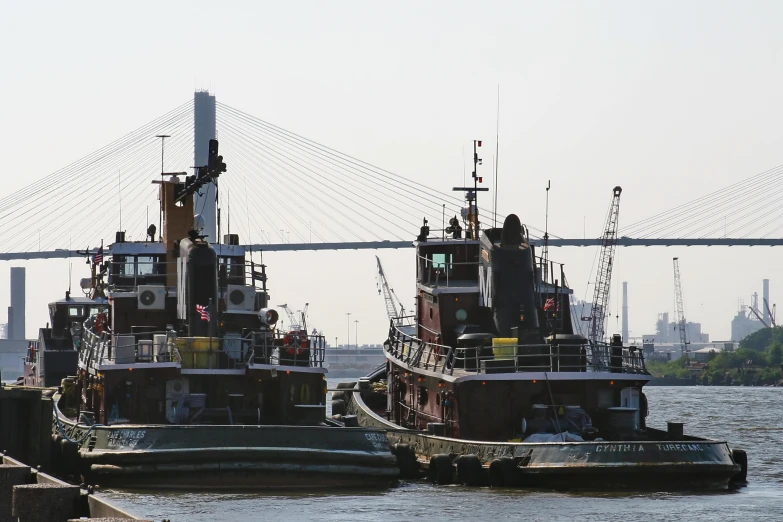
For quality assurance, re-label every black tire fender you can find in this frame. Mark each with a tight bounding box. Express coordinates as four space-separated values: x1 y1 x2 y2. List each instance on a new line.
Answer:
393 443 420 479
428 453 453 485
331 399 346 416
489 457 519 487
730 449 748 485
455 454 484 486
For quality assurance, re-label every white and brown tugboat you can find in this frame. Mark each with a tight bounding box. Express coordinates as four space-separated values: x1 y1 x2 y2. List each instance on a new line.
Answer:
343 141 747 490
31 139 397 489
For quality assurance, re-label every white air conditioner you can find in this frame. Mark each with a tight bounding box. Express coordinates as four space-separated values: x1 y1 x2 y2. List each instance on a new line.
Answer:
165 378 190 424
226 285 255 311
138 285 166 310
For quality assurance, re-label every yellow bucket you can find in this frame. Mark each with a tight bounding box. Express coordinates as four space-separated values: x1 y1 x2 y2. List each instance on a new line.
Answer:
492 337 517 357
176 337 217 369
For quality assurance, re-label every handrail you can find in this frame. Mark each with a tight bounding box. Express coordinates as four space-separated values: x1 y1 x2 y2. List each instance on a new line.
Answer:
385 318 648 376
78 325 327 370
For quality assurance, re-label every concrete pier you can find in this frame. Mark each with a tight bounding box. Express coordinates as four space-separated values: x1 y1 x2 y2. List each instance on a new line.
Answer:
12 483 80 522
0 387 160 521
0 464 31 522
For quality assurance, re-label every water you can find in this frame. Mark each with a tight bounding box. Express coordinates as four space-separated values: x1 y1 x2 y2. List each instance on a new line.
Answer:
99 385 783 522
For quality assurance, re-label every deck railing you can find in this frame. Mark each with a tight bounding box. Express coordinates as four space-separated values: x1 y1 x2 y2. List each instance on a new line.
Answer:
78 326 326 370
247 331 326 368
386 317 648 376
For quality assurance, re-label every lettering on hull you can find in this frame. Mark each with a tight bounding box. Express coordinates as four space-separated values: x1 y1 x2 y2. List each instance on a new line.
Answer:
106 429 147 449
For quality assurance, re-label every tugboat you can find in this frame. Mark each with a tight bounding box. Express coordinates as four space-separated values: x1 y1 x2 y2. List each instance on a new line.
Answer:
344 141 747 490
42 139 397 489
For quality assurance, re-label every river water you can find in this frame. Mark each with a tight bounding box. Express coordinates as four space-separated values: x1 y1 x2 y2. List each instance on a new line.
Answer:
99 385 783 522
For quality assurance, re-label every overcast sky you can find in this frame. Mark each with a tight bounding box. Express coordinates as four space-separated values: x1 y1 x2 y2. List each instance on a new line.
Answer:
2 1 783 344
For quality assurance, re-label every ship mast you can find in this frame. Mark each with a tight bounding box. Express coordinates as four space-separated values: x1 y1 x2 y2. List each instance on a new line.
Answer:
453 140 489 239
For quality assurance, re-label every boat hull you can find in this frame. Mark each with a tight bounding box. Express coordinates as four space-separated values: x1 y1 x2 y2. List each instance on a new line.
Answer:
53 399 398 489
345 385 742 491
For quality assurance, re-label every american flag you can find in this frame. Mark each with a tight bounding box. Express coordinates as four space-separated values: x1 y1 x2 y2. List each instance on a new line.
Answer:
92 245 103 265
196 304 210 322
543 297 559 311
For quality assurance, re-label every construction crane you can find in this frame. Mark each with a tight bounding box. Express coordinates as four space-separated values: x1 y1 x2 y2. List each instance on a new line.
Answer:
588 186 623 345
764 298 777 327
748 306 769 328
672 258 689 362
376 256 405 324
277 303 309 332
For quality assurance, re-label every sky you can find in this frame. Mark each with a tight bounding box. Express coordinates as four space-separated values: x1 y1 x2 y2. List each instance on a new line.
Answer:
2 1 783 344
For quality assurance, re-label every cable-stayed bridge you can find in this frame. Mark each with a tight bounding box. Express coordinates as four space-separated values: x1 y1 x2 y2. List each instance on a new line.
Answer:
2 92 783 261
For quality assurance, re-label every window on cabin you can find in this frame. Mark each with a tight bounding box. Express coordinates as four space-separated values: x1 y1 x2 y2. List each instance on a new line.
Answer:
431 252 453 278
68 306 83 317
122 257 135 276
137 256 155 275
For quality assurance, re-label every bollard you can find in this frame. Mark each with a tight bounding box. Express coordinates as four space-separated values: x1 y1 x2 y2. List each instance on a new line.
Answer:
12 483 80 522
0 465 32 522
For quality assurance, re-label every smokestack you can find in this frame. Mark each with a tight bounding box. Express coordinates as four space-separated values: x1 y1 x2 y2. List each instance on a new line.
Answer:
622 281 629 342
763 279 770 325
9 267 25 340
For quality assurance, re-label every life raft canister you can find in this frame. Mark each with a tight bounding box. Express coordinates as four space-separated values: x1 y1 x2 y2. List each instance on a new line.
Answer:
283 331 308 355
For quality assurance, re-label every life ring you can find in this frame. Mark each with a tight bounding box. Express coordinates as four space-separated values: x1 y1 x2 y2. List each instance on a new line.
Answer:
283 331 308 355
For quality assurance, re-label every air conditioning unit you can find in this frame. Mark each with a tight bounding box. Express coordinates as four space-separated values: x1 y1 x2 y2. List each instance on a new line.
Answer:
138 285 166 310
165 378 190 424
226 285 255 311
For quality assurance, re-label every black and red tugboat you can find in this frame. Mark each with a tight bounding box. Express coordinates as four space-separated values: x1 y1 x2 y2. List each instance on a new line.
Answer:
38 139 397 489
343 141 747 490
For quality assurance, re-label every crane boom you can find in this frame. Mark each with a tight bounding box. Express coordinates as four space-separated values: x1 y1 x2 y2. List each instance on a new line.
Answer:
277 303 308 331
376 256 405 323
672 257 689 361
749 305 769 328
763 298 776 327
588 186 622 345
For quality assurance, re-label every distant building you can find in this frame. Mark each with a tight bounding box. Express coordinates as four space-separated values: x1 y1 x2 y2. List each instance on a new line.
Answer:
731 307 765 342
570 299 594 337
652 312 709 344
324 343 385 370
0 268 27 380
7 267 25 341
693 344 737 363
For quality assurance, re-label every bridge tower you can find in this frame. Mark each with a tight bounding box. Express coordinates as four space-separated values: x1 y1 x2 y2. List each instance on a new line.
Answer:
194 91 217 242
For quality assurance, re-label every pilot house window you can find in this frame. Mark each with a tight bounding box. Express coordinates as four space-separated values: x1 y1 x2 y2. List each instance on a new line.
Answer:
431 253 452 277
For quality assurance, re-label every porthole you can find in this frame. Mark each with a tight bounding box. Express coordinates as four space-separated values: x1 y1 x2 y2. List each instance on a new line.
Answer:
455 308 468 321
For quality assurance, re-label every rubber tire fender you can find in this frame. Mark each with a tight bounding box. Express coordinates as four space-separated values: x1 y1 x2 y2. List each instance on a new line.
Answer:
488 457 519 488
331 399 346 416
730 449 748 485
428 453 453 485
393 443 420 479
455 454 484 486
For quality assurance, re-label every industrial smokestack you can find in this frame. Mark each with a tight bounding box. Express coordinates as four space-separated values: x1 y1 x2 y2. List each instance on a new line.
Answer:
763 279 770 325
622 281 629 343
9 267 25 340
